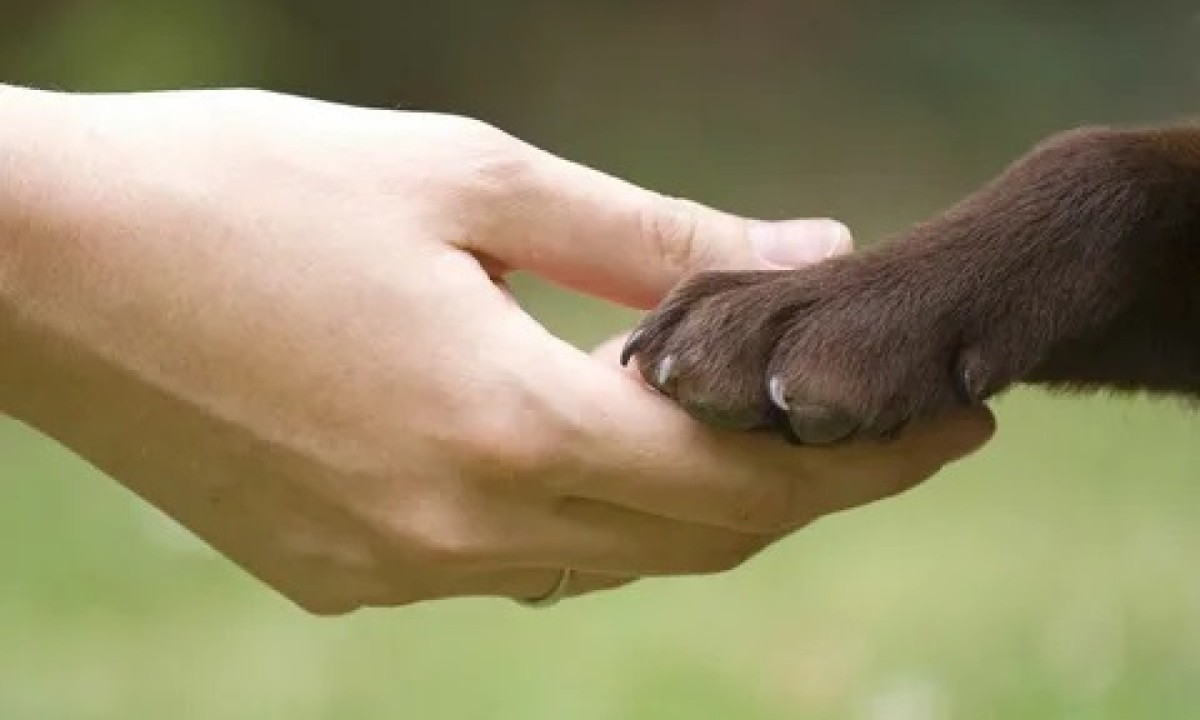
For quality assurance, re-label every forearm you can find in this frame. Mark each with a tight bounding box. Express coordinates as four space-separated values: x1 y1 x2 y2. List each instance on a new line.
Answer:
0 85 76 421
0 86 148 429
0 88 266 540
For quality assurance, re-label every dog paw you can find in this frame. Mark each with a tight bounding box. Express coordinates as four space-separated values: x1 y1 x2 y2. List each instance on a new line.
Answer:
621 126 1192 442
621 253 1029 444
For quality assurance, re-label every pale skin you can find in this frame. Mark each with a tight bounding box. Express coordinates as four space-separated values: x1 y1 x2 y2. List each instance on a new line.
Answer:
0 86 994 614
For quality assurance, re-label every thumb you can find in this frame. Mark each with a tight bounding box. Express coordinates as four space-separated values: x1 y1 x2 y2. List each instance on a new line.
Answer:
470 141 853 309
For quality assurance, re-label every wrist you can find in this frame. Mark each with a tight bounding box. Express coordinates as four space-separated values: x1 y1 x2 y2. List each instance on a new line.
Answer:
0 86 88 420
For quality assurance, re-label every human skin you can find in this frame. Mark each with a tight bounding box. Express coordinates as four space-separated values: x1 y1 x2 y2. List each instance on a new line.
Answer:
0 86 993 614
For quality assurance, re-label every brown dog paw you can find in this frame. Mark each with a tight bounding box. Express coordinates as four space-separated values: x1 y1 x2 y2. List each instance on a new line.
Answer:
623 126 1200 442
621 253 1002 444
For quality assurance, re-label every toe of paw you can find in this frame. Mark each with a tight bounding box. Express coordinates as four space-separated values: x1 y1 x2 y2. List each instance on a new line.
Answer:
782 403 861 445
631 351 768 429
954 344 1016 403
679 394 767 431
767 376 862 445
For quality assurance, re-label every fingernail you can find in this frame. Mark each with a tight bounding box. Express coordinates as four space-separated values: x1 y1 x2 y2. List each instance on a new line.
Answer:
751 218 853 268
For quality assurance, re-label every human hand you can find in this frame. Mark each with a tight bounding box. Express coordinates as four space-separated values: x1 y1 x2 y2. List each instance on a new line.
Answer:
0 88 993 613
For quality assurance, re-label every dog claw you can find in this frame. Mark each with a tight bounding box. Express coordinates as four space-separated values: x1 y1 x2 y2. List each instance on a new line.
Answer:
682 397 763 431
653 355 677 392
620 329 646 367
768 375 789 412
957 363 980 403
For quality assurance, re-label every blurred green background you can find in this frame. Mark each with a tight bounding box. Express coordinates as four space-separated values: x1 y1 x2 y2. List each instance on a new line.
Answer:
2 1 1199 718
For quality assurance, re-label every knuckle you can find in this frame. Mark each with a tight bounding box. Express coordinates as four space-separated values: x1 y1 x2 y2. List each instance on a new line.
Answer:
380 498 495 572
452 410 566 488
640 197 708 277
436 116 533 205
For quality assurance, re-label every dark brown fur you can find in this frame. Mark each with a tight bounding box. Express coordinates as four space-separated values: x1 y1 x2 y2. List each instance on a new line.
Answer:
621 125 1200 444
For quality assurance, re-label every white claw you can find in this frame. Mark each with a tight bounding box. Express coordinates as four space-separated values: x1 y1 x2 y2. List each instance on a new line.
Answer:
655 355 676 388
768 375 789 411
